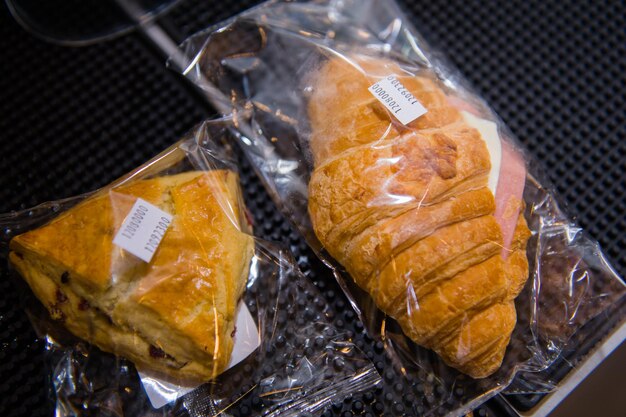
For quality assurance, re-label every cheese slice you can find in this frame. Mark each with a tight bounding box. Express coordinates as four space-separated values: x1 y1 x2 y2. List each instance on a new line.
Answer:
461 110 502 194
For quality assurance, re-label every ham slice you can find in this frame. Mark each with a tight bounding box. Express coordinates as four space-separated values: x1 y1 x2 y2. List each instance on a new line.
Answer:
493 139 526 258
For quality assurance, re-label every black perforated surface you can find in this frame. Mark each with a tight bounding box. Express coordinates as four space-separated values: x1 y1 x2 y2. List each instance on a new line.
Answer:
0 0 624 416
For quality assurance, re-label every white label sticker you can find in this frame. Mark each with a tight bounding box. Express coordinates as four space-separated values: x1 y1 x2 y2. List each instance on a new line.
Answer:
368 75 428 125
112 198 173 263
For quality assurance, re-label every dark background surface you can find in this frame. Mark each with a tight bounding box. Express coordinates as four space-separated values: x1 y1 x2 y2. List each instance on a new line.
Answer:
0 1 624 416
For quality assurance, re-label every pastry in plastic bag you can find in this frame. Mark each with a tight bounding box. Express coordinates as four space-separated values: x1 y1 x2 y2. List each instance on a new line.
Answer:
9 170 254 383
175 0 626 413
307 56 532 378
2 122 382 415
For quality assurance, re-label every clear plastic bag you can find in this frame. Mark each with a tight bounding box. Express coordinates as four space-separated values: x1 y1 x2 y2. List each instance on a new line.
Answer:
0 120 380 416
174 0 626 415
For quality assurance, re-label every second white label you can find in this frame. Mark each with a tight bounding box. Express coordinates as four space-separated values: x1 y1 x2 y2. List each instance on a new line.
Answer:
368 75 427 125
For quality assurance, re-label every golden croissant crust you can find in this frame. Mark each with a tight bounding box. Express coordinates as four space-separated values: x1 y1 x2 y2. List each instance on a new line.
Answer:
307 56 531 378
10 170 254 383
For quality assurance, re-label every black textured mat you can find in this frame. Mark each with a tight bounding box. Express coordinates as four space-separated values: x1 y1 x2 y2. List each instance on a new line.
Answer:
0 0 624 416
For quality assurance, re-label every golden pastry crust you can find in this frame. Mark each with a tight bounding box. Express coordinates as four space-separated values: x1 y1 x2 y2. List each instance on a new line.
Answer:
308 57 463 165
308 122 492 244
329 188 496 281
435 302 517 379
367 215 503 315
10 170 254 383
397 255 508 345
307 56 531 378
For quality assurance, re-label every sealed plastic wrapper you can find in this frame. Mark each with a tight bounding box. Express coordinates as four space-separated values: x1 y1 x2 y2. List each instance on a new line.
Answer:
0 120 380 416
174 0 626 415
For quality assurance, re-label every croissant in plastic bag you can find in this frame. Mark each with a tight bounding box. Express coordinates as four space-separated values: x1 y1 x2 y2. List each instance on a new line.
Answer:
307 56 531 378
175 0 626 413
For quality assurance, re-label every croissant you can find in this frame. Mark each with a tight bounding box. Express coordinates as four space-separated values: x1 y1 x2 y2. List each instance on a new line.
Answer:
10 170 254 382
307 56 531 378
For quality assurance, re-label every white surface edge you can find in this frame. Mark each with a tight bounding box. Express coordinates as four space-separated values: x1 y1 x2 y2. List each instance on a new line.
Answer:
513 320 626 417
